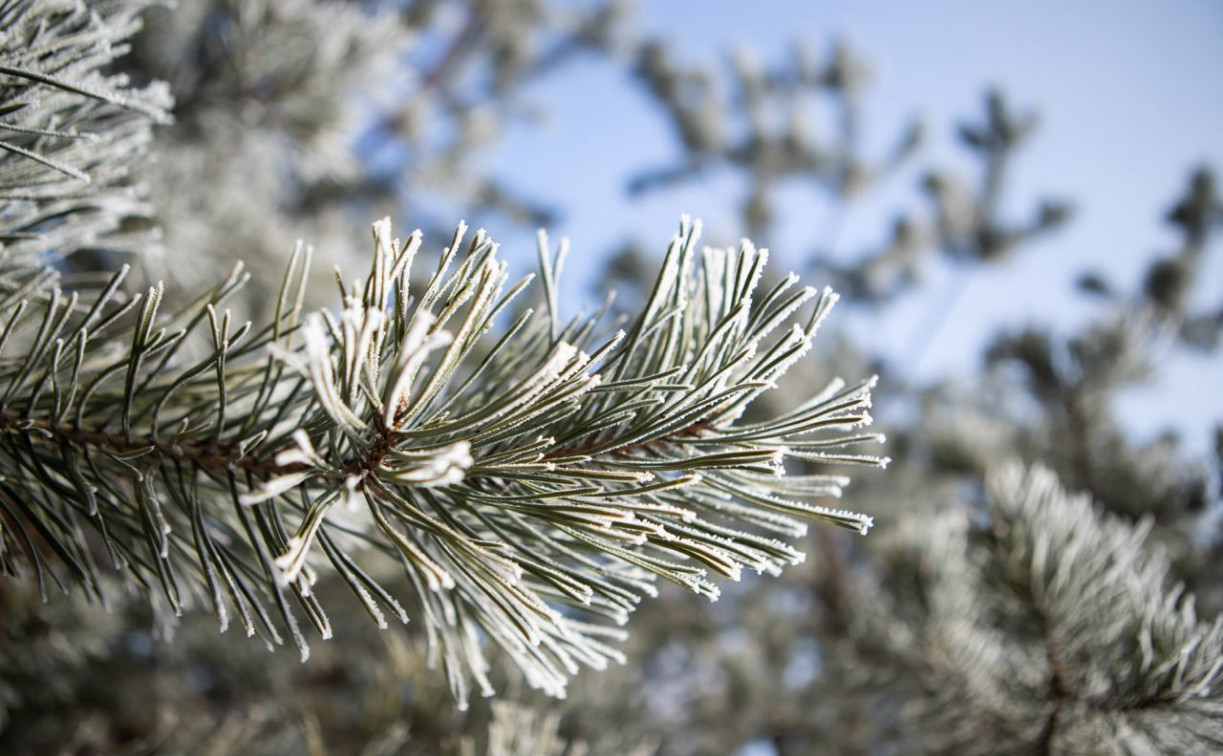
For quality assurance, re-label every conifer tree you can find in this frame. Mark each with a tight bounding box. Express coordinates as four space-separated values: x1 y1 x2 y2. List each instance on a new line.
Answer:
2 2 1220 754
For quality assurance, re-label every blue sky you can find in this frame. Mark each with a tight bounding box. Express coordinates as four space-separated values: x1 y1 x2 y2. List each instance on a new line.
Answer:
487 0 1223 450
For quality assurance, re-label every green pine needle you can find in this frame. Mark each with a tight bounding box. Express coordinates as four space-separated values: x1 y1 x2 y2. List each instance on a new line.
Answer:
0 216 884 704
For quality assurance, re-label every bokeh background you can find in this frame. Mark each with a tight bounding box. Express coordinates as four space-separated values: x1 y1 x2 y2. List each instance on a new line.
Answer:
483 0 1223 448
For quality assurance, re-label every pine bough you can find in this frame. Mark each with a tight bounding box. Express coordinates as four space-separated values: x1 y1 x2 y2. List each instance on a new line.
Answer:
0 213 884 702
913 464 1223 753
0 0 171 278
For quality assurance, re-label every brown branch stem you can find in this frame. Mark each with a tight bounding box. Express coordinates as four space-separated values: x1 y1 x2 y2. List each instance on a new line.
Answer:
0 408 299 478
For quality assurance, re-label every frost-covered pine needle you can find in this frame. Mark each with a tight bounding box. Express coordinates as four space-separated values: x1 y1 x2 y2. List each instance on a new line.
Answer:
0 216 884 704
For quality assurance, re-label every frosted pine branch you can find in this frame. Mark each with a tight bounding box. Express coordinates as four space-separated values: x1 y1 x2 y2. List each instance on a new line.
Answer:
0 0 171 277
910 463 1223 755
0 216 883 704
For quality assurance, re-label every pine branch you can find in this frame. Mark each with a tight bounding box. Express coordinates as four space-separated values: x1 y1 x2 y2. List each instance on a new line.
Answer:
0 215 883 704
0 0 171 278
910 463 1223 755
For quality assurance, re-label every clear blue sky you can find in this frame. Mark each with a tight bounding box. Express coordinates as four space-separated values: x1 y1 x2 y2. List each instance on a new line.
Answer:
486 0 1223 450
